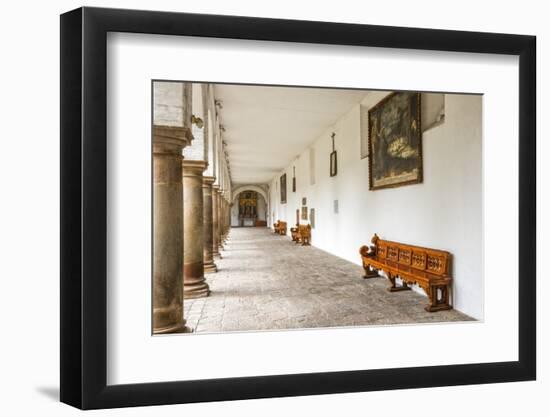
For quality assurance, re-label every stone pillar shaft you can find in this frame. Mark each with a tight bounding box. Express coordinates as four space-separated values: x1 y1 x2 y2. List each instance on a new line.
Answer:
152 126 191 334
182 160 210 298
212 185 221 257
203 176 217 273
217 191 224 249
227 201 231 234
223 198 229 239
221 196 225 241
229 203 232 231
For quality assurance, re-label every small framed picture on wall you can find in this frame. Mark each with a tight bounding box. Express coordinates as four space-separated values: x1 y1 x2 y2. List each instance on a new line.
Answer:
330 150 337 177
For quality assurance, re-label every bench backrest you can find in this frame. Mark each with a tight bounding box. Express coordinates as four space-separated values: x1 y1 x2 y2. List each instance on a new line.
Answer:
298 224 311 236
372 234 451 277
279 221 287 229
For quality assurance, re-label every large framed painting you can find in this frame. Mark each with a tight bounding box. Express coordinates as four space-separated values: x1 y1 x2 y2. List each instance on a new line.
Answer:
61 6 535 411
280 173 287 204
368 92 422 190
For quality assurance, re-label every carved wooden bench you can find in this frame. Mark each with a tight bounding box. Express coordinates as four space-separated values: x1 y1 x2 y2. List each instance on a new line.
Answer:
290 224 311 245
297 224 311 246
273 220 287 236
359 234 452 312
290 224 300 241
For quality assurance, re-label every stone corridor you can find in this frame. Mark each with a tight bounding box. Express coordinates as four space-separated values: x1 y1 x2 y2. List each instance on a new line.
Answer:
184 227 472 333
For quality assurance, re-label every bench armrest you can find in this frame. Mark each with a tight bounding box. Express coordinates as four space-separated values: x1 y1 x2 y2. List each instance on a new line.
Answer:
359 245 375 257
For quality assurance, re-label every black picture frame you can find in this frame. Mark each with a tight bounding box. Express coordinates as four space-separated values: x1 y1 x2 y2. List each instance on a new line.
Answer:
280 173 287 204
61 6 536 410
330 150 338 177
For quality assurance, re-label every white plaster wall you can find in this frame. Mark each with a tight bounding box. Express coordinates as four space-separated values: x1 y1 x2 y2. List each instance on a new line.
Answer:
269 93 482 319
231 203 239 226
204 88 216 177
183 83 206 161
153 81 187 127
257 195 267 222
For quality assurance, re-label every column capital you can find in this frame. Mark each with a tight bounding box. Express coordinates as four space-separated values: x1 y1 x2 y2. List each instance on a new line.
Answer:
153 125 193 154
203 176 216 186
212 184 220 191
182 159 207 176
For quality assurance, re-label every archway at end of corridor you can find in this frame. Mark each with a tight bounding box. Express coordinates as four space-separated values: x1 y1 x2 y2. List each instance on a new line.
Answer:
231 185 269 228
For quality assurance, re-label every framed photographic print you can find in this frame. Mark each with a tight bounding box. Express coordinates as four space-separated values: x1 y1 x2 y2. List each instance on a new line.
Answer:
368 92 422 190
61 6 536 410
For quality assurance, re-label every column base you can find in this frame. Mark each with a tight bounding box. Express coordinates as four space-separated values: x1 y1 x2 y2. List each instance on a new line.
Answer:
154 320 192 334
184 280 210 299
204 261 218 273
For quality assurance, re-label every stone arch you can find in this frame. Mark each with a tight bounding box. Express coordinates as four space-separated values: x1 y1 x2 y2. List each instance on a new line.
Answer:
232 185 268 204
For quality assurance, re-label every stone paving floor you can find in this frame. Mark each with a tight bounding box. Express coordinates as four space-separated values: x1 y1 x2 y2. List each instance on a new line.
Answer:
184 227 473 333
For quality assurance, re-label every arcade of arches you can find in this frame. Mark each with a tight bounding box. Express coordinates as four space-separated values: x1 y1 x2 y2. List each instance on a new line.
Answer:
153 81 479 334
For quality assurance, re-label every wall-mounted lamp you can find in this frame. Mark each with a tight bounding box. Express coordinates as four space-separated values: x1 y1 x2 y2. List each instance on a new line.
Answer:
191 114 204 128
215 99 223 109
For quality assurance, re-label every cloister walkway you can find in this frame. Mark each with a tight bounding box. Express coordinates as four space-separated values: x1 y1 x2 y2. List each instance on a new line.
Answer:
184 227 472 333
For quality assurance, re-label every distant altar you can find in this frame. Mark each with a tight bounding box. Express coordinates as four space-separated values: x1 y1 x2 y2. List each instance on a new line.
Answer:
238 191 258 227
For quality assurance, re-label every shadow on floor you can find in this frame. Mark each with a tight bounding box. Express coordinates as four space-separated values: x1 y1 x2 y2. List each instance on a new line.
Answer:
36 386 59 401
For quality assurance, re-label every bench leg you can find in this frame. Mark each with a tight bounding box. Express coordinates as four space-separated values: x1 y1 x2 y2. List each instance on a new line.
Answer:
363 264 379 279
387 273 412 292
424 284 452 312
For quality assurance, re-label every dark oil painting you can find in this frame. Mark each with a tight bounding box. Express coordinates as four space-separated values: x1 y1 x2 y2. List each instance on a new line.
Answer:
368 92 422 190
280 173 287 204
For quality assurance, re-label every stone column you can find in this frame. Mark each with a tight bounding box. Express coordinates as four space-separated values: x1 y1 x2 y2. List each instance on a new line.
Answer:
219 197 225 244
203 176 217 273
227 201 231 235
227 202 232 238
223 198 229 241
217 190 225 250
212 185 221 258
153 126 191 334
182 160 210 299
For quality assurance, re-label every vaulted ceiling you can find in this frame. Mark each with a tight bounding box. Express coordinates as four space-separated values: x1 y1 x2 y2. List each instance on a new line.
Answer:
213 84 368 185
